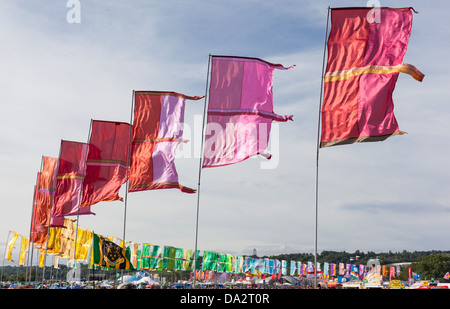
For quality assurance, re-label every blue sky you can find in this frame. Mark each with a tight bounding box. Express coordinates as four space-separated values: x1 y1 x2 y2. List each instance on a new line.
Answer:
1 0 449 266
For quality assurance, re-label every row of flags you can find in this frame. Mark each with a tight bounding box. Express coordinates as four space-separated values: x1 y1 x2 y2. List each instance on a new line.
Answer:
3 229 410 281
29 55 295 248
22 6 423 274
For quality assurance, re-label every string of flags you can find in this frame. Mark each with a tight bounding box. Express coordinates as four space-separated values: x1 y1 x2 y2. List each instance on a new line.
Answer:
4 228 424 282
6 6 427 282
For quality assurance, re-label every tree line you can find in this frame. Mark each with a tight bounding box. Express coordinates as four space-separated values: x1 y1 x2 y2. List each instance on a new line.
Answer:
265 250 450 281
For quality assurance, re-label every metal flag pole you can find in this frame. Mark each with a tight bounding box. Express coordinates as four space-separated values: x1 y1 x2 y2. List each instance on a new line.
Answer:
40 145 63 284
42 155 59 284
27 169 41 283
193 54 212 288
314 6 330 289
120 90 135 281
1 232 12 282
27 161 44 283
71 120 93 282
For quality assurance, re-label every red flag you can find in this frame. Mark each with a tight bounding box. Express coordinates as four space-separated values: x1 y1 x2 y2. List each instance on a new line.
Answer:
129 91 202 193
31 157 58 244
203 55 294 168
320 7 424 148
51 140 93 226
81 120 130 207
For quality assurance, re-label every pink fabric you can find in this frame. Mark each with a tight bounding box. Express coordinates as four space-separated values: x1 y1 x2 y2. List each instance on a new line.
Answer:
363 9 412 67
158 94 186 139
129 91 201 193
320 7 424 147
203 56 293 168
153 94 186 184
358 9 413 138
152 141 179 183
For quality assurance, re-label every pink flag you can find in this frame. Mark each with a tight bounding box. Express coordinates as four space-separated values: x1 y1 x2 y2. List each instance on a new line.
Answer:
82 120 130 207
203 56 294 168
129 91 202 193
51 140 93 226
320 7 424 147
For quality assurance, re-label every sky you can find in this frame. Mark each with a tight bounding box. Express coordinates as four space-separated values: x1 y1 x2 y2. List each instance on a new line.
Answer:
1 0 449 266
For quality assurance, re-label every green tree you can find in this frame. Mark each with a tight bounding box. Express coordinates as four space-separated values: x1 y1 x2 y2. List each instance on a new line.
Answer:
411 254 450 281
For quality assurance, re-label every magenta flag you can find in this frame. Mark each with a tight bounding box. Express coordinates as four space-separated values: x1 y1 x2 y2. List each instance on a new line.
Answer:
51 140 93 226
203 56 294 168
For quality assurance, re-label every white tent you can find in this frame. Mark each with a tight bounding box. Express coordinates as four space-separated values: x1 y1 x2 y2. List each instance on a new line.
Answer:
135 276 160 285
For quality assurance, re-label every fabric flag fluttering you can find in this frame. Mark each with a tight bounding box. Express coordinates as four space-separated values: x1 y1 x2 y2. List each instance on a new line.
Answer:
82 120 130 207
51 140 93 227
92 233 134 270
31 156 58 245
203 55 294 168
320 7 424 148
4 231 19 262
129 91 202 193
18 236 29 266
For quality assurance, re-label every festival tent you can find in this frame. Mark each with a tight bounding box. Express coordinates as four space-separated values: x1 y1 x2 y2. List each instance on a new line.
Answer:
125 270 150 282
123 270 161 285
119 275 133 282
135 277 161 286
282 275 301 286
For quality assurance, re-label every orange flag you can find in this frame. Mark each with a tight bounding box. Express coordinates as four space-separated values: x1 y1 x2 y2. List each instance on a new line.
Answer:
31 156 58 244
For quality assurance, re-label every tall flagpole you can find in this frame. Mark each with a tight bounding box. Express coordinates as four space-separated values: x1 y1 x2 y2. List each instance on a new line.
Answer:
38 144 62 283
33 164 44 282
42 155 59 283
27 168 41 283
121 90 135 280
26 171 40 283
71 120 93 280
314 6 330 289
193 54 211 288
1 232 12 282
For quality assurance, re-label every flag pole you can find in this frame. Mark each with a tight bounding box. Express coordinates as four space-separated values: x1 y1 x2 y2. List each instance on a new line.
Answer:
193 54 212 288
42 155 58 283
314 6 330 289
27 168 41 283
71 120 93 280
120 90 135 281
0 232 13 282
